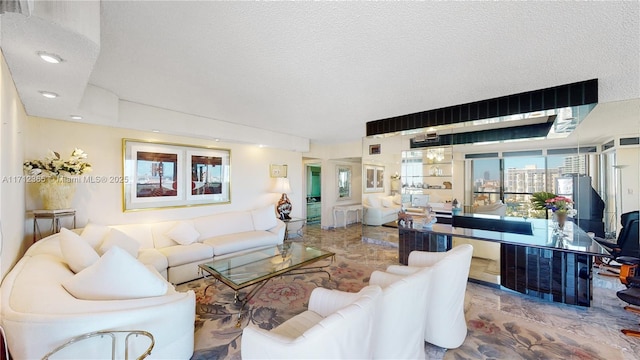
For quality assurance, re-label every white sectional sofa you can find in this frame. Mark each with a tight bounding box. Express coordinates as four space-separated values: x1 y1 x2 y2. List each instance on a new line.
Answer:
0 205 285 359
363 194 403 226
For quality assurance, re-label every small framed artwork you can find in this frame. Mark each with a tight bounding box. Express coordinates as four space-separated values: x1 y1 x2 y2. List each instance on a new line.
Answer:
369 144 381 155
270 164 288 178
364 164 385 193
123 139 231 211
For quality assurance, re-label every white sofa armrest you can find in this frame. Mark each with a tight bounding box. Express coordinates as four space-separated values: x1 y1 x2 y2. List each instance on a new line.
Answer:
385 264 421 276
407 250 448 267
369 270 407 288
308 288 364 317
268 219 286 242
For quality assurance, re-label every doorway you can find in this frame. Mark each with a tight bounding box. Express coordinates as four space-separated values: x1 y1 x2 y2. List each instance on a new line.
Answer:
306 164 321 224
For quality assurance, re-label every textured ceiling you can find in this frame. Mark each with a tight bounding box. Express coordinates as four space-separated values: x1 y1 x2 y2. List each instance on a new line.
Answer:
2 1 639 145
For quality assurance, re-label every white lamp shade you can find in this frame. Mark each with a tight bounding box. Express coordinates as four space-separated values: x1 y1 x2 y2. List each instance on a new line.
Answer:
271 178 291 194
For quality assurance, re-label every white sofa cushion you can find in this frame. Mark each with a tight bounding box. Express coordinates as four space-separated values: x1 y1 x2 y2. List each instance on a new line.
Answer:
393 194 403 205
381 196 395 207
99 229 141 258
203 231 280 256
138 248 170 273
151 220 180 248
166 221 200 245
110 223 155 249
159 243 214 267
62 246 168 300
59 228 99 273
368 196 382 208
271 310 324 338
80 222 111 248
194 211 255 239
251 204 278 231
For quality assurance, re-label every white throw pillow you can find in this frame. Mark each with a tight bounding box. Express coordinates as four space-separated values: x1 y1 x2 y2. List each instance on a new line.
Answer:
251 204 278 231
392 194 403 205
368 196 383 208
166 221 200 245
59 228 100 273
62 246 168 300
80 222 111 249
99 229 140 258
381 196 395 208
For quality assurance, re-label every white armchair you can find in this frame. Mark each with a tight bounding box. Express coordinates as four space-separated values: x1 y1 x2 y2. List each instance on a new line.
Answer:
241 285 382 359
369 266 433 359
386 244 473 349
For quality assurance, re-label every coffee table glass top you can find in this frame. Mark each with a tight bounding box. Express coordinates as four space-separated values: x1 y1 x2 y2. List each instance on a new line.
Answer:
199 242 334 290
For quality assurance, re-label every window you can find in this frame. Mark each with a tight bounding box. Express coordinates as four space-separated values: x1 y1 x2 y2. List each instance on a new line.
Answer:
470 153 590 218
471 158 501 206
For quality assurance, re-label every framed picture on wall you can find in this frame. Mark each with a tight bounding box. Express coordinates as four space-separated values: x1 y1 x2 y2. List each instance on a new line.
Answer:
123 139 230 211
270 164 288 178
364 164 384 193
369 144 381 155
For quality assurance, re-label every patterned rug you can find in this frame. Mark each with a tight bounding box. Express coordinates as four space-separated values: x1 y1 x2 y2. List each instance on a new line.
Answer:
177 255 624 360
446 304 622 360
177 256 375 360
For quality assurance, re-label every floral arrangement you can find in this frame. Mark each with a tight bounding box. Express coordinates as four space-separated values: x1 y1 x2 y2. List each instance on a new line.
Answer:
391 172 401 180
531 191 577 216
23 148 92 178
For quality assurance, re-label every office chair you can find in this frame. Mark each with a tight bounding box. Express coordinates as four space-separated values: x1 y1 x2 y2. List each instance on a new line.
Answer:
594 211 639 267
615 257 640 337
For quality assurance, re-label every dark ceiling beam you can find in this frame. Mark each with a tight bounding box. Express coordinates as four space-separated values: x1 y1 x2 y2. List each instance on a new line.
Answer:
366 79 598 137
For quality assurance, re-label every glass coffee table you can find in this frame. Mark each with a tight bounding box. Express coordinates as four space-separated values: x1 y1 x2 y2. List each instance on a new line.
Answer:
198 242 335 326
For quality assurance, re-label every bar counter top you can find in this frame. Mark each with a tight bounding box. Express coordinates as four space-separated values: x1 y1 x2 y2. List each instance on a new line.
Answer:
403 213 610 256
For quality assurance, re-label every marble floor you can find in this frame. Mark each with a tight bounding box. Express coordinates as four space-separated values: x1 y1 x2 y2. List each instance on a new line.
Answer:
296 222 640 360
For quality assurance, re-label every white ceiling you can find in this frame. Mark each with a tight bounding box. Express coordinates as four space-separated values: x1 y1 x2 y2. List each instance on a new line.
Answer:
2 1 639 146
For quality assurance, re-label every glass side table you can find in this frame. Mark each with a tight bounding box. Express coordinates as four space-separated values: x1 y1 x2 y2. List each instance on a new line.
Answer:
32 209 76 243
283 217 306 240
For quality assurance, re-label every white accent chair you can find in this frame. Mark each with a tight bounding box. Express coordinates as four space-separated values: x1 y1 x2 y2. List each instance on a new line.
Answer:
386 244 473 349
241 285 382 359
369 266 434 359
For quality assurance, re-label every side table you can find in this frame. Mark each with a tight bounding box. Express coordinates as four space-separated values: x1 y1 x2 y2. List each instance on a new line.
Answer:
333 204 362 229
32 209 77 243
283 217 306 240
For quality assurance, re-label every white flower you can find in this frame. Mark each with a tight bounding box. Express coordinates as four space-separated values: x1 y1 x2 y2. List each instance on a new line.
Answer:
23 149 91 177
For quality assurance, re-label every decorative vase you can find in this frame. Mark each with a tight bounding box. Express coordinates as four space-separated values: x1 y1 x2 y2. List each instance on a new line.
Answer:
276 193 292 220
39 177 77 210
553 212 567 232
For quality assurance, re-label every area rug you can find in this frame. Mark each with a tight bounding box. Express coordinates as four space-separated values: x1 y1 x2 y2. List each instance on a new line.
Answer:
177 256 623 360
444 304 623 360
177 257 374 360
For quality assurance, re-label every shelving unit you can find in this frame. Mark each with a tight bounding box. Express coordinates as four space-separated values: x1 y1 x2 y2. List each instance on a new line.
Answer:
401 147 453 202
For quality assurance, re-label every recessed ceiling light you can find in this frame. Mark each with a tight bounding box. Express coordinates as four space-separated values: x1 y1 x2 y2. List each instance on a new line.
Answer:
39 91 58 99
214 138 220 142
70 115 83 120
37 51 63 64
151 129 160 133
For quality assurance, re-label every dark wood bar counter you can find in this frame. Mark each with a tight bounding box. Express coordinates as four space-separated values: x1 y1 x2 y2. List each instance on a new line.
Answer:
398 214 611 307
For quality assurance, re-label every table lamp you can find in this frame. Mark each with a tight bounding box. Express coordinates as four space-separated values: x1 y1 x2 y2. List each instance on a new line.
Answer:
272 178 292 220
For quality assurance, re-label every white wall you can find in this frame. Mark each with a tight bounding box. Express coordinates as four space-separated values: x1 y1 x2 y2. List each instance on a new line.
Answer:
616 146 640 216
1 52 27 279
24 117 303 235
